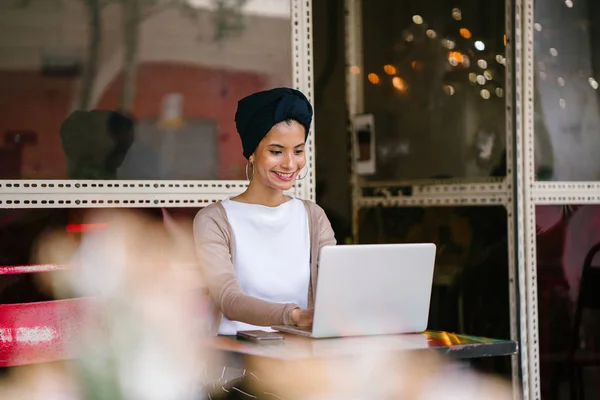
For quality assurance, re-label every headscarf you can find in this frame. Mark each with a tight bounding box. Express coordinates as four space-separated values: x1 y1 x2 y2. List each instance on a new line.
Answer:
234 87 313 159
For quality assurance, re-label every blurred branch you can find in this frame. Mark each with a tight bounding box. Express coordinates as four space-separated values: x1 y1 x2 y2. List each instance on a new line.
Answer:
212 0 247 42
120 0 141 112
79 0 102 110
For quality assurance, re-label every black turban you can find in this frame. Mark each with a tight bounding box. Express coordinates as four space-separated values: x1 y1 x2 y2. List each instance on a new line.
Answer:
235 87 313 159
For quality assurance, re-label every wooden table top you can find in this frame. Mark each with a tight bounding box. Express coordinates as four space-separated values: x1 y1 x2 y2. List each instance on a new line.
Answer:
207 330 518 364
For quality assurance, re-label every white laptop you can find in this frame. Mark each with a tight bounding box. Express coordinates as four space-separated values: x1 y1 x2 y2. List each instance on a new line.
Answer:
272 243 436 339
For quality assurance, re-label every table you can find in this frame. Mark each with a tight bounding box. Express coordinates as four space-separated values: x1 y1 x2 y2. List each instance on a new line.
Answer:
207 330 518 370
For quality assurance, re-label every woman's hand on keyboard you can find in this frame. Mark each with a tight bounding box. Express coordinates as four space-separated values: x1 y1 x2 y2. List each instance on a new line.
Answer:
291 308 314 327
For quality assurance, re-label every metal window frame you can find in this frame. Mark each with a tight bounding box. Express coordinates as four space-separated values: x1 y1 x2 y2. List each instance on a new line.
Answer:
345 0 525 398
520 0 600 398
0 0 315 207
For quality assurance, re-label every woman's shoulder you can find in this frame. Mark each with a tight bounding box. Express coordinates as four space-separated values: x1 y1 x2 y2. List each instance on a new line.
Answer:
298 198 326 215
193 201 229 230
298 198 331 228
195 201 225 216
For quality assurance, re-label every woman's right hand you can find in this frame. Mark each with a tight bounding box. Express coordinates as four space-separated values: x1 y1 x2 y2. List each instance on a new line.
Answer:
290 308 313 327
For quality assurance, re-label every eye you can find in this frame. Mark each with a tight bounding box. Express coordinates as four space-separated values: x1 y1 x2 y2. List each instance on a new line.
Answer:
269 150 282 155
295 149 305 155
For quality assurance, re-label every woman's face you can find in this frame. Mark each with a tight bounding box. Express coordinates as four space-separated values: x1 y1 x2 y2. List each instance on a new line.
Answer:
249 119 306 192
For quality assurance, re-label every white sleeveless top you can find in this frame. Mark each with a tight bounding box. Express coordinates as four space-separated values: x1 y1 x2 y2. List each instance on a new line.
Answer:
218 197 310 335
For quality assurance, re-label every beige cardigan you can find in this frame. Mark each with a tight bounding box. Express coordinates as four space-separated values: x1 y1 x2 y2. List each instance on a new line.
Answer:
193 199 336 334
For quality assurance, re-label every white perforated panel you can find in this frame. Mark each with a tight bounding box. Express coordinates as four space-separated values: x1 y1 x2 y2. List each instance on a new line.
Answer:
0 180 250 194
523 1 600 396
357 195 508 208
522 0 539 397
292 0 315 201
0 193 229 208
532 183 600 203
505 0 525 397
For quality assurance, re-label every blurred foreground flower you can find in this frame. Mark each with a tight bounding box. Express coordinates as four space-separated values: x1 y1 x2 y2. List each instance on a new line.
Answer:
1 209 214 400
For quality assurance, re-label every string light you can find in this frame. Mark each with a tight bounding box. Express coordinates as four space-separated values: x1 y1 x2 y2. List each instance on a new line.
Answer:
534 23 542 31
411 61 423 70
452 8 462 20
565 0 573 7
383 64 397 75
349 65 361 74
459 28 472 39
549 48 558 56
589 77 599 89
368 73 380 85
443 85 455 95
557 77 565 86
448 51 464 66
441 39 456 49
559 98 566 108
369 6 508 106
392 77 408 92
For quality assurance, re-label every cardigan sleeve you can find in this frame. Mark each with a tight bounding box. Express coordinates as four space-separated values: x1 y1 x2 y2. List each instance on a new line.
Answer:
193 207 299 327
316 205 337 249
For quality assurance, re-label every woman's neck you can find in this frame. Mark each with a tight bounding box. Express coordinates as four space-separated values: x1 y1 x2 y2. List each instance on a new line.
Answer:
233 180 290 207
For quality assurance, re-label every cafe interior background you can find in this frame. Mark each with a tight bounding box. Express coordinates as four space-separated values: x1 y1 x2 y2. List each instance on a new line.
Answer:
0 0 599 398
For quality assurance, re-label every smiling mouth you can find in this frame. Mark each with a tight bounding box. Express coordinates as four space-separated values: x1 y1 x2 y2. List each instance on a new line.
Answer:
273 171 295 181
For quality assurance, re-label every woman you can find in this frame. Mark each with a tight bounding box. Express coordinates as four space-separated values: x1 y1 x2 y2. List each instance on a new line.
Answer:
193 87 336 336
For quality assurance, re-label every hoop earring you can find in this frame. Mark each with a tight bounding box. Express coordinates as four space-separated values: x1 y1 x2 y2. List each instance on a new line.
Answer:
296 167 309 180
245 161 254 181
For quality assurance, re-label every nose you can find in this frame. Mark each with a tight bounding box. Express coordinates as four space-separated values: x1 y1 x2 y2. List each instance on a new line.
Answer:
281 152 295 170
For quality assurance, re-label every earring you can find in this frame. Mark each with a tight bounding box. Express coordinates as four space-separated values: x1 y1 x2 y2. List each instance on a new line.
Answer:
296 167 309 180
245 160 254 181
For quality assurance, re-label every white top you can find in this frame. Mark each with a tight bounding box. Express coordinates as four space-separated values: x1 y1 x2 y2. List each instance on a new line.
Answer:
218 196 311 335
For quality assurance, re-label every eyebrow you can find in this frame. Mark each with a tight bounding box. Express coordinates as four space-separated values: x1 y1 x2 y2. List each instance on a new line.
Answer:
268 143 305 149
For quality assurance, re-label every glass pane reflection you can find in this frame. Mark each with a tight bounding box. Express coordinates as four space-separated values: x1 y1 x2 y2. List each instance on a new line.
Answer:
357 206 510 375
536 205 600 399
0 1 291 180
534 0 600 181
359 1 506 181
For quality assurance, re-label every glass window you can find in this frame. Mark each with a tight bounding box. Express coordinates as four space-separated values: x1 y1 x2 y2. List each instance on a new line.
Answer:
534 0 600 181
536 205 600 398
358 0 506 181
357 205 510 376
0 1 292 180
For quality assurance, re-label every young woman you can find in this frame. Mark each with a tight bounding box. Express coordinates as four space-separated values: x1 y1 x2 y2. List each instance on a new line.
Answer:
193 87 336 336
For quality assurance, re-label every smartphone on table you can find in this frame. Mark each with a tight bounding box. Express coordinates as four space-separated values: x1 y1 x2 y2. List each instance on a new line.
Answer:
236 330 285 343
